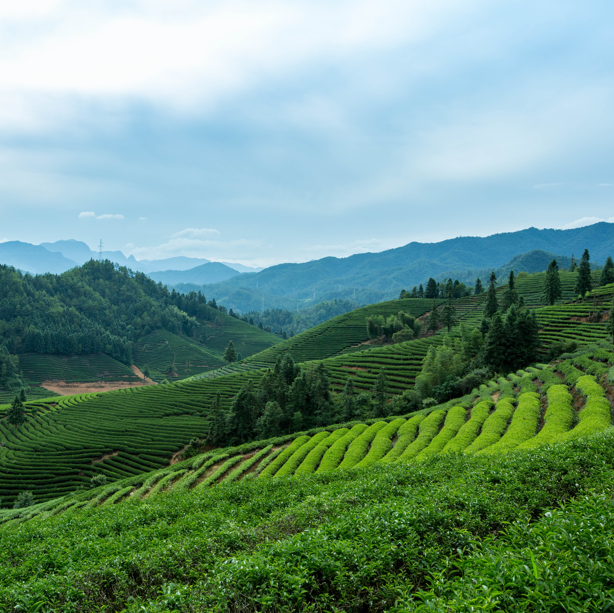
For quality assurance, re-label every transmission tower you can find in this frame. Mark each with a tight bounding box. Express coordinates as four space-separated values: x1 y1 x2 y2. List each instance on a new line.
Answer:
98 240 103 261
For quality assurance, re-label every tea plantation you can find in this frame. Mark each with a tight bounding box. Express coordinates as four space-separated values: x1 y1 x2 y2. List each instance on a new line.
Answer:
0 341 612 611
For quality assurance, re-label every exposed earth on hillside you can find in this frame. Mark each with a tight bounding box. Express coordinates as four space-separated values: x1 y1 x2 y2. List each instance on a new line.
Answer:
41 377 157 395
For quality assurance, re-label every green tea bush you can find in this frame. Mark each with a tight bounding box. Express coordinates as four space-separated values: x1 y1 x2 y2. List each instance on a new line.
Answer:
416 405 466 460
260 436 310 478
380 414 425 463
338 422 387 469
354 418 405 469
399 409 446 460
443 399 492 453
481 392 541 454
317 424 368 472
276 432 331 477
295 429 349 475
520 385 574 449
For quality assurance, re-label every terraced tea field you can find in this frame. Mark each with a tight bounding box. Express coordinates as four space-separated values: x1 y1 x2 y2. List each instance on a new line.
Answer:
244 297 440 366
3 343 611 521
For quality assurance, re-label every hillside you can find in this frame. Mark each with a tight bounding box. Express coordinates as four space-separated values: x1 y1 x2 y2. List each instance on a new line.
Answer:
149 261 241 286
0 342 612 610
0 260 279 397
196 223 614 311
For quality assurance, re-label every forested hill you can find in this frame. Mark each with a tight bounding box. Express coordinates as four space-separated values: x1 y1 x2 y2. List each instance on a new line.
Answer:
196 223 614 311
0 260 277 372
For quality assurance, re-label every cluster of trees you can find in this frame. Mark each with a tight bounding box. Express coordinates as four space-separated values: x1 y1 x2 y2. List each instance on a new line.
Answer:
0 260 209 365
400 277 473 300
202 354 422 447
0 346 23 391
366 311 422 343
242 299 357 337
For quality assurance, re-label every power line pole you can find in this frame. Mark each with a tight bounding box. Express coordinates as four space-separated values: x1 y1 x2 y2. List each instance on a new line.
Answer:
98 240 103 261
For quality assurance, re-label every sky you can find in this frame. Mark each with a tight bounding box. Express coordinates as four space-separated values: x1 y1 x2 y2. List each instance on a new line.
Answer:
0 0 613 267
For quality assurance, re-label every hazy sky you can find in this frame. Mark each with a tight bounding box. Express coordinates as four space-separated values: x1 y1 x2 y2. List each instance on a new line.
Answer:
0 0 613 266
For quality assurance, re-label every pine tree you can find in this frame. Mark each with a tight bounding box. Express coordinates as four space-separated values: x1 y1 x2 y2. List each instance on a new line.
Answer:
575 249 592 298
600 256 614 286
372 369 388 417
427 299 440 335
501 271 518 312
425 278 439 299
441 293 458 332
223 340 237 363
607 296 614 342
483 312 507 373
569 254 577 272
7 396 26 426
256 401 283 439
515 309 540 367
543 259 563 305
418 284 424 298
208 393 226 445
474 278 483 294
484 271 498 318
19 388 26 402
342 378 357 421
227 381 259 443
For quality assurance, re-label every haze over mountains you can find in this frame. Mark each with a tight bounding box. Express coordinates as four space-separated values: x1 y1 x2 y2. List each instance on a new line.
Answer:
1 223 613 312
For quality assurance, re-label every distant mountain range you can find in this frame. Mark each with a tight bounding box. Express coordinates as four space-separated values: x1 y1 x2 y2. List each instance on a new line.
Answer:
2 224 613 312
0 239 262 277
190 223 614 311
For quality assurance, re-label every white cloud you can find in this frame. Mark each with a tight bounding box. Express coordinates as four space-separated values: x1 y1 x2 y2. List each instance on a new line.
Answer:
78 211 96 218
171 227 220 239
561 217 614 230
139 217 147 220
96 214 124 220
128 237 262 261
0 238 8 243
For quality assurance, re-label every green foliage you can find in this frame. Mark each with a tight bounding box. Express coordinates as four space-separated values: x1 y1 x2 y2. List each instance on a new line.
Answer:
90 474 108 489
484 271 499 318
600 256 614 286
464 399 515 454
416 405 466 459
542 258 563 305
12 491 34 509
338 421 387 469
275 431 331 477
295 428 349 475
317 424 368 472
443 399 492 453
354 418 405 469
399 409 446 460
6 396 26 426
380 414 425 462
575 248 593 297
520 385 574 448
223 340 237 363
481 392 541 454
260 436 310 478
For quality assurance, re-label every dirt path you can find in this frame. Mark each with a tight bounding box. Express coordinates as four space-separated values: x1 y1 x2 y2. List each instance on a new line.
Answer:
131 365 158 385
41 379 155 395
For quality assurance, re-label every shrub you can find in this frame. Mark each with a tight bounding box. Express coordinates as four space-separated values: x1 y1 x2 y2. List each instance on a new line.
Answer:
12 491 34 509
464 399 515 454
416 406 467 459
443 399 493 453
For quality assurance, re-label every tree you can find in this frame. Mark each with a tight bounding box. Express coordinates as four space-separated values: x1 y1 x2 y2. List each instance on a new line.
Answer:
372 369 388 417
575 249 592 298
501 271 518 312
13 491 34 509
474 278 483 294
427 299 440 335
256 401 283 439
441 293 458 333
342 378 357 421
19 388 26 402
569 254 577 272
543 259 563 305
418 284 424 298
227 382 259 443
484 271 498 318
601 256 614 286
425 278 439 299
223 340 237 363
7 396 26 426
208 392 227 445
482 312 507 373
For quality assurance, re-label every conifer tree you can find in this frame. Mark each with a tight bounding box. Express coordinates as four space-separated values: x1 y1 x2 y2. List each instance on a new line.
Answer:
543 259 563 305
501 271 518 312
484 271 498 318
418 284 424 298
227 381 259 443
575 249 592 298
474 278 483 294
600 256 614 286
256 401 283 439
7 396 26 426
607 296 614 342
569 254 577 272
223 340 237 363
372 369 388 417
483 312 506 373
208 392 226 445
425 278 439 299
441 292 458 333
342 378 357 421
427 299 440 335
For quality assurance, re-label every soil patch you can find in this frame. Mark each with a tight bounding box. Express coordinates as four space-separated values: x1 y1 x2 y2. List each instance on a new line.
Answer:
491 391 500 403
131 365 158 385
92 451 119 464
41 379 156 395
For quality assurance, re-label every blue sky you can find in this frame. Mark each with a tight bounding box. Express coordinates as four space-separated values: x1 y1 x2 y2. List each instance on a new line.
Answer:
0 0 613 267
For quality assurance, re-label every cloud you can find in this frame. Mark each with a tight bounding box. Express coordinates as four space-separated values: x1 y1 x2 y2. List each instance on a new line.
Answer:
128 237 262 261
561 216 614 230
171 227 220 239
96 214 124 220
139 217 147 220
78 211 96 218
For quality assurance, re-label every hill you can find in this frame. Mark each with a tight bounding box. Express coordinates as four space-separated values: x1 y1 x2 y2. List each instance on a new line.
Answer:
0 260 280 397
195 223 614 311
149 261 241 286
0 342 612 610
